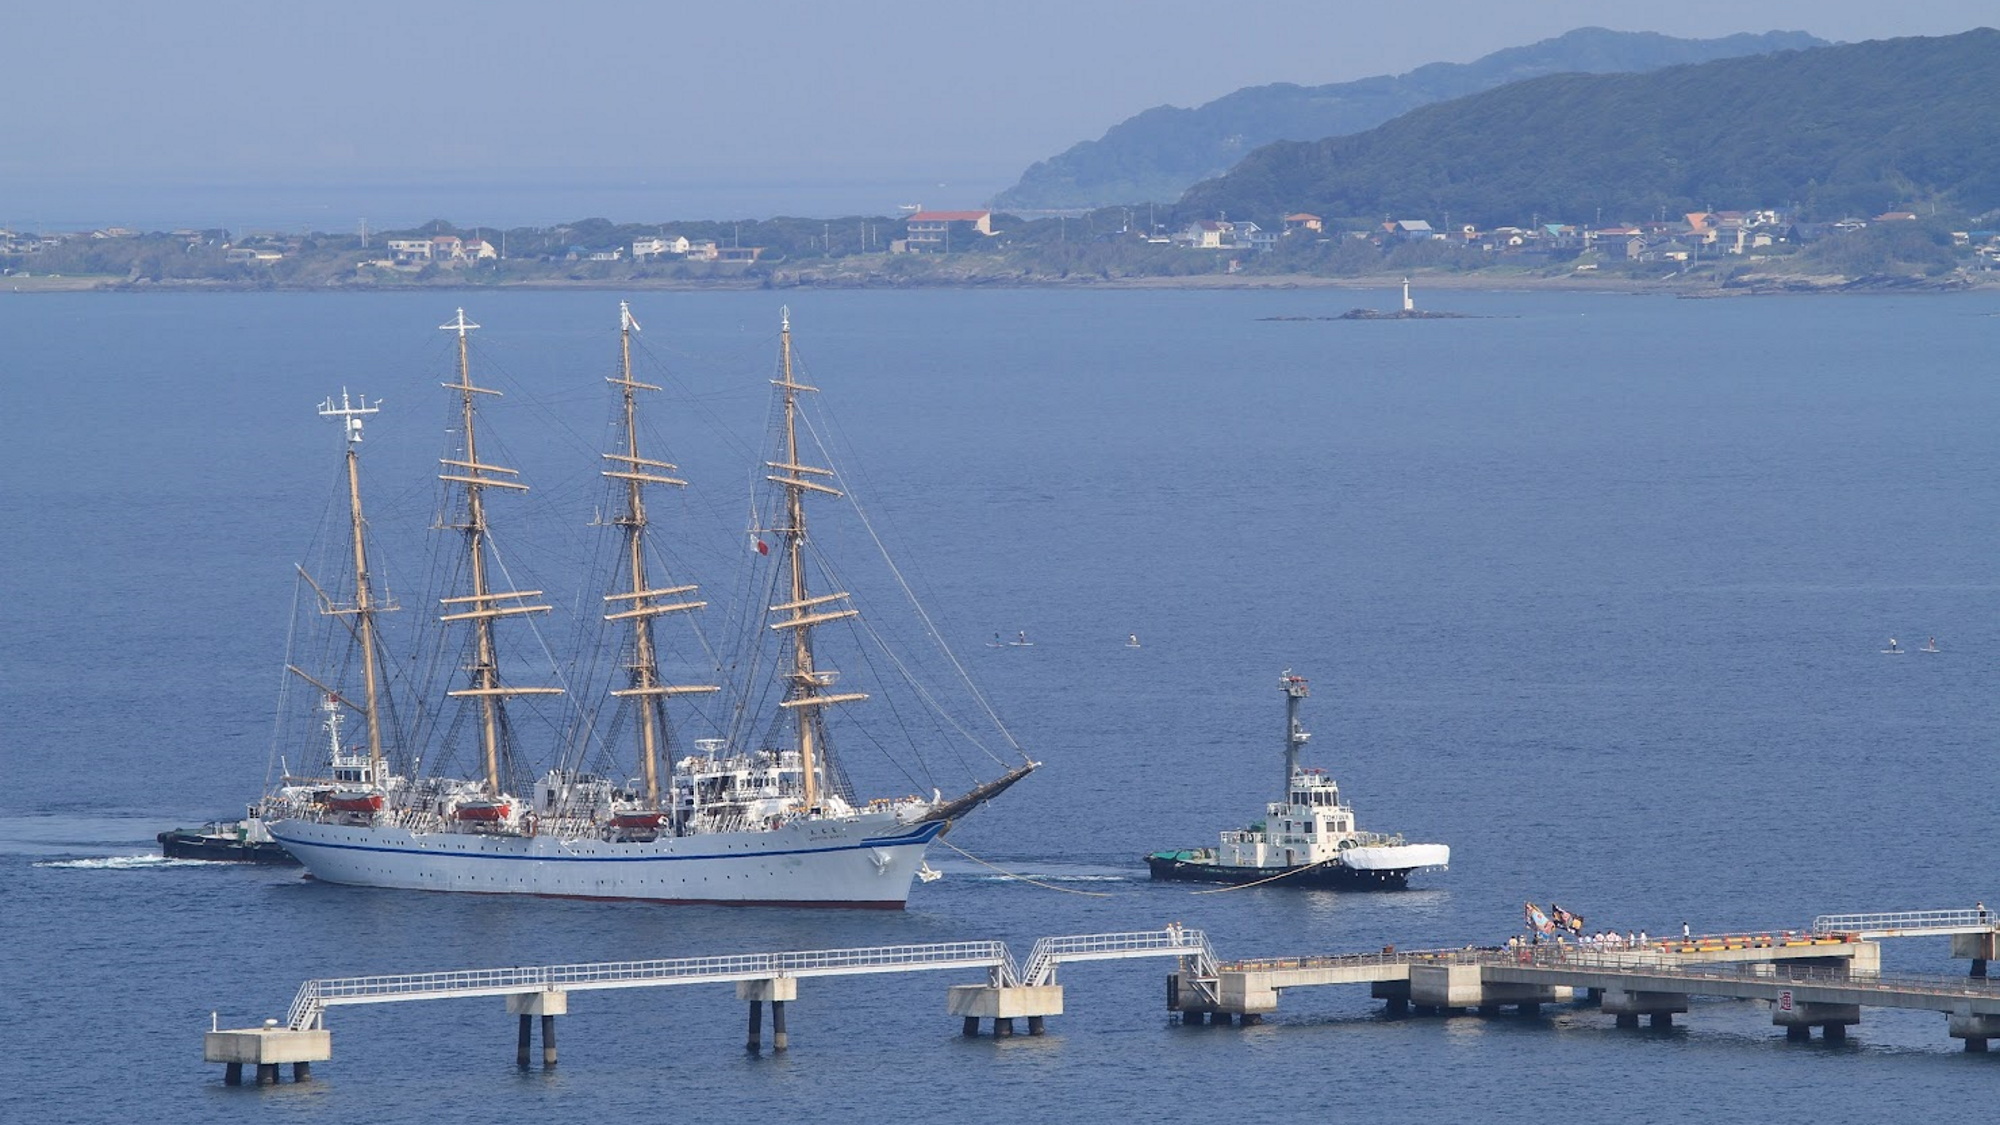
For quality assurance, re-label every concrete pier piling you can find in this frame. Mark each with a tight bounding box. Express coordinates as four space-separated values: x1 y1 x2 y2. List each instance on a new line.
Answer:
205 1021 330 1086
506 989 567 1068
947 984 1063 1037
1602 989 1688 1031
1949 1008 2000 1051
1773 999 1860 1041
738 978 797 1053
1955 932 1996 979
1409 964 1557 1014
1371 980 1412 1016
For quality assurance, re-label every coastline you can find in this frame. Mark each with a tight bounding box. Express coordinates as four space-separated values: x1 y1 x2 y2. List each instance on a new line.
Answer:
6 269 1994 297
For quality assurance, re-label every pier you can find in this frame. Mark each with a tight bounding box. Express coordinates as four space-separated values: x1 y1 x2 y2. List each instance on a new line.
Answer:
207 908 2000 1083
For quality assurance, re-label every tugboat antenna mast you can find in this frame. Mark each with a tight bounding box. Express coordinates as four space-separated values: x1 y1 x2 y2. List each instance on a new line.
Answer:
1281 670 1311 797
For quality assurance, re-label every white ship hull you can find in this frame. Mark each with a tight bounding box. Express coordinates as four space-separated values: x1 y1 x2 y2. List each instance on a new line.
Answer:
270 815 945 909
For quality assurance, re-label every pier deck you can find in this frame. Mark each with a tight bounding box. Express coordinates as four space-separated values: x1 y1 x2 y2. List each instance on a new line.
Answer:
208 909 2000 1084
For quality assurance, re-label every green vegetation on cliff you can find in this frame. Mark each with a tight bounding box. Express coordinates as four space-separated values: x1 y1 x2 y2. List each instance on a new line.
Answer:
1181 29 2000 228
993 27 1822 210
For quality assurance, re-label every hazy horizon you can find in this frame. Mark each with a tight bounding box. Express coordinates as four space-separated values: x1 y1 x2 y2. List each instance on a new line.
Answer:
7 2 1996 232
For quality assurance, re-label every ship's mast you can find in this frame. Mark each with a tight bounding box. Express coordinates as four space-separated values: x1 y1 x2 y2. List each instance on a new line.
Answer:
318 390 390 779
600 301 717 807
765 307 867 813
435 308 561 795
1281 670 1311 798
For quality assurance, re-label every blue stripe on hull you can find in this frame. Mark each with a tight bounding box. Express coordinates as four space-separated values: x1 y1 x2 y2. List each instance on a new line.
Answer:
267 818 944 907
269 818 943 863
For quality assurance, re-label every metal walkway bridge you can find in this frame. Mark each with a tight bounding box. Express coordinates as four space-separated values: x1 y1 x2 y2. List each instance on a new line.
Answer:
208 907 2000 1085
286 940 1014 1031
284 929 1217 1031
1813 908 1996 940
1020 927 1215 988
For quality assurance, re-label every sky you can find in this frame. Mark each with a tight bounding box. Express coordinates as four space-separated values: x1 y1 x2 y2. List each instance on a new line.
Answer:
5 0 1994 230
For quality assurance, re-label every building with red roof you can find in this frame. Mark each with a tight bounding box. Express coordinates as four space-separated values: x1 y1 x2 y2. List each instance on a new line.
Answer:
904 210 993 251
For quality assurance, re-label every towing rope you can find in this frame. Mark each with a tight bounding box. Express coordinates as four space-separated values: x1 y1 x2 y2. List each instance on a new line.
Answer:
938 839 1118 897
1188 857 1336 894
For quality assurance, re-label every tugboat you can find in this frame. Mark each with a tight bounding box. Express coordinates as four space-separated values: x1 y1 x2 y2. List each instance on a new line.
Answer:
1145 671 1447 890
157 807 299 864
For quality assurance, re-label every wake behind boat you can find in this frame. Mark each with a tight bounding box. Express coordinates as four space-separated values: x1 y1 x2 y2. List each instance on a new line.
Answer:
265 306 1033 907
1146 671 1447 890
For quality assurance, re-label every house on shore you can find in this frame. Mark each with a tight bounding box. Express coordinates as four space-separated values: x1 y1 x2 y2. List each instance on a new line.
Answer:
903 210 993 252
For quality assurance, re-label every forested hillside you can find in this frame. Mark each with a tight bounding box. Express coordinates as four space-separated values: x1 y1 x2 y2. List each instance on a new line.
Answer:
993 28 1822 210
1180 29 2000 227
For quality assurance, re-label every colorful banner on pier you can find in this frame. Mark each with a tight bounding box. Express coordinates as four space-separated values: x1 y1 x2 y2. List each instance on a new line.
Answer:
1525 902 1555 936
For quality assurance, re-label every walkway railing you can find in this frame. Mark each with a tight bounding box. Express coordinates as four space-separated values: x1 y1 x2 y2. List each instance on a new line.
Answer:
1470 947 2000 1004
286 939 1013 1030
272 914 2000 1033
1221 947 1468 973
1020 928 1214 987
1812 909 1995 938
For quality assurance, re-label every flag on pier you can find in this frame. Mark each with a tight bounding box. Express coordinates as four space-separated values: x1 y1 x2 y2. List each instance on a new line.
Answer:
1525 902 1555 936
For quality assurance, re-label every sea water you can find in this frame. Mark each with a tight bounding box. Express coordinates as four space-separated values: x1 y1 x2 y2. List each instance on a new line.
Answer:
2 285 1996 1123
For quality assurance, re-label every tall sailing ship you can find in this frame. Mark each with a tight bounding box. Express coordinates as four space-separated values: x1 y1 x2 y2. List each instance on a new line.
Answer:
265 305 1034 907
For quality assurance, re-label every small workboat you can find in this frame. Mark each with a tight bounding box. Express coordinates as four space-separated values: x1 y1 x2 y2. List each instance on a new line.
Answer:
156 809 299 864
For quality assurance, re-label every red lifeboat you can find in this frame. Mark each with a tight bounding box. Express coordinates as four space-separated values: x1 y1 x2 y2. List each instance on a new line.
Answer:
454 800 511 823
324 791 385 813
611 811 667 830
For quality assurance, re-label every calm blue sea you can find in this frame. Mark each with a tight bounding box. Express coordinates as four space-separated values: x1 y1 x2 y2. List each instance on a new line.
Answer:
3 286 1997 1123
